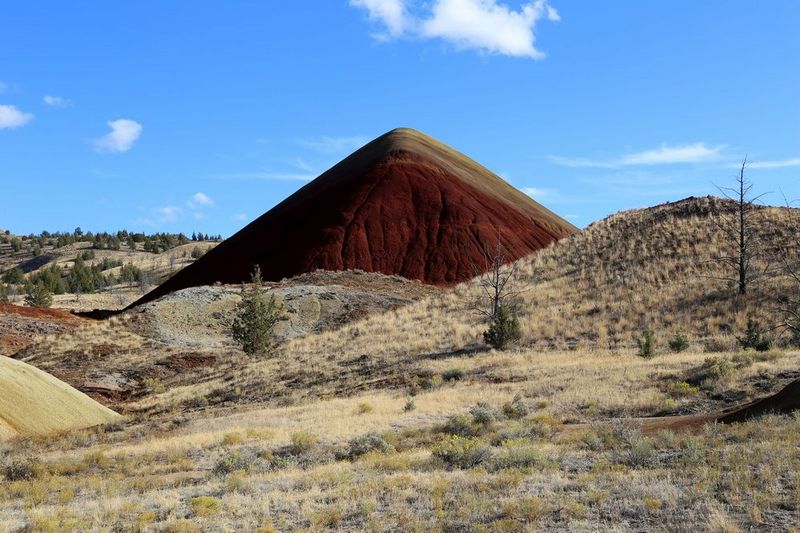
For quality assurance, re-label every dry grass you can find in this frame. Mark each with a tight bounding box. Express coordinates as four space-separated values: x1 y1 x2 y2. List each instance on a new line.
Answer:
1 347 799 530
4 197 800 529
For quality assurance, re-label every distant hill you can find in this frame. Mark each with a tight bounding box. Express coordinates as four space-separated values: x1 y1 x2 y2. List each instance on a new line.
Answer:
131 128 577 307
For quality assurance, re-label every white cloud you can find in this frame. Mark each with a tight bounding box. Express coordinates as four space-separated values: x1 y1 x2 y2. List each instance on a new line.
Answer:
350 0 559 59
43 95 71 108
422 0 559 58
521 186 556 200
93 119 142 153
298 135 370 154
550 143 726 168
0 104 33 129
350 0 409 38
747 158 800 169
188 192 214 209
619 143 724 166
232 213 248 222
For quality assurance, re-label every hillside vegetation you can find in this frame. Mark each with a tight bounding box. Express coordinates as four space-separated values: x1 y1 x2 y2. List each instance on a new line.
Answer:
4 196 800 530
0 228 219 311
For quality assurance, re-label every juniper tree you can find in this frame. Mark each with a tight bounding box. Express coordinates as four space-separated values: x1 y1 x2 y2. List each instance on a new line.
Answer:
25 281 53 308
231 266 283 355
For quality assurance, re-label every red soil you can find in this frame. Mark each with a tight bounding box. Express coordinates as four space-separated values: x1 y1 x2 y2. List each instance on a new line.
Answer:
0 303 79 322
131 128 577 307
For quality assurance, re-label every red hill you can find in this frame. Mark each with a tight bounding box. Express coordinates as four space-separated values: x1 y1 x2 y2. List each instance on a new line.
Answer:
130 128 577 307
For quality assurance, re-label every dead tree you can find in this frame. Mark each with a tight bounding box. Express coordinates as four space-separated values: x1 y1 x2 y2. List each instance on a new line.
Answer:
469 236 523 319
709 157 768 296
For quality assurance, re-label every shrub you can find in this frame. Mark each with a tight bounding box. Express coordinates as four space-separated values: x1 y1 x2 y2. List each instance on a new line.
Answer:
3 458 42 481
738 318 772 352
0 283 9 303
671 381 700 397
231 266 283 355
403 398 416 412
493 440 544 470
635 329 655 357
470 401 503 426
355 402 373 415
442 414 479 437
190 496 222 517
344 432 395 459
24 281 53 308
442 367 466 382
502 394 529 419
432 436 491 469
484 306 522 350
213 451 253 476
163 520 200 533
289 431 317 455
668 332 690 353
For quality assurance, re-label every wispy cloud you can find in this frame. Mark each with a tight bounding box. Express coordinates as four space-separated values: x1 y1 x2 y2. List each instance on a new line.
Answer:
43 95 71 108
232 213 249 222
521 186 558 200
93 119 142 153
746 158 800 170
0 82 8 94
0 104 33 129
298 135 370 154
350 0 560 59
550 143 726 168
187 192 214 209
137 205 183 226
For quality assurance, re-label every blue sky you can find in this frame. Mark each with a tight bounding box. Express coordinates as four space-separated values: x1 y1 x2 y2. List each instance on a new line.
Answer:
1 1 798 235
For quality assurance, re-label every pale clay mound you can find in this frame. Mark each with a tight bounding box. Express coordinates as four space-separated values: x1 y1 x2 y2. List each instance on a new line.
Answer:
137 281 420 349
0 356 121 440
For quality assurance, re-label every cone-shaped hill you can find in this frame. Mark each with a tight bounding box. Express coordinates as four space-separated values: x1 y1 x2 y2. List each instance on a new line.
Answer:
131 128 577 307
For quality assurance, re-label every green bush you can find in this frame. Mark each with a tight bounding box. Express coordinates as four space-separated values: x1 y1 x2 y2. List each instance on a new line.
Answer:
24 281 53 308
232 266 283 355
502 394 529 419
442 414 479 437
213 452 253 476
738 318 772 352
1 267 25 285
635 329 655 358
432 436 491 469
344 432 395 459
442 367 466 382
470 401 503 426
668 332 689 353
484 306 522 350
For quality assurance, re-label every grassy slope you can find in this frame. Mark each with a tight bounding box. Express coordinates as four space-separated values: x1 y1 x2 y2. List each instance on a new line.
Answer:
3 196 800 529
0 356 120 440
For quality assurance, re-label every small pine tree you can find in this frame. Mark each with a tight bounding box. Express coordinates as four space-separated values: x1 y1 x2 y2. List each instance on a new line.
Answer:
738 318 771 352
635 329 655 358
25 281 53 308
231 266 282 355
668 332 689 353
483 306 521 350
